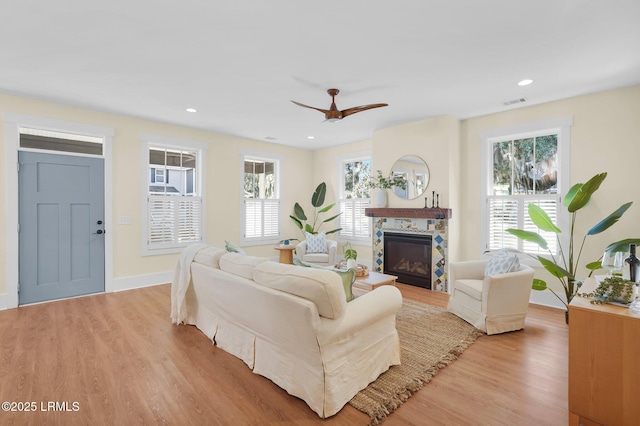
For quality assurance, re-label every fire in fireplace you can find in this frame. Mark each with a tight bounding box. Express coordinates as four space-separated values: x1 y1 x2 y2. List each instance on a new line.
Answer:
383 232 432 289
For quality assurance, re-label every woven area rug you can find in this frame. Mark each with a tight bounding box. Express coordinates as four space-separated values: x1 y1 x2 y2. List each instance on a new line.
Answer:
349 300 482 425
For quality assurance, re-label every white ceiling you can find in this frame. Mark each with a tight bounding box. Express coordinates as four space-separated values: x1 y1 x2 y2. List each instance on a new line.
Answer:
2 0 639 149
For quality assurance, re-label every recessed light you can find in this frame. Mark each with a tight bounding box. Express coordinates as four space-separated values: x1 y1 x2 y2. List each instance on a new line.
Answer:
186 108 197 113
517 79 533 86
307 136 315 139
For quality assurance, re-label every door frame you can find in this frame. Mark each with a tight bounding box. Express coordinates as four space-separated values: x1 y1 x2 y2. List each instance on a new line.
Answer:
4 112 114 308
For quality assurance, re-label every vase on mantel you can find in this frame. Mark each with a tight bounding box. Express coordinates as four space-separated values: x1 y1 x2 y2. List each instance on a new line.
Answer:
374 188 388 208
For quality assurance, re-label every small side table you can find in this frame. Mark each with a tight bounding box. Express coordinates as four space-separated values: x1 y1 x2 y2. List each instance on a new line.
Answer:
275 246 296 264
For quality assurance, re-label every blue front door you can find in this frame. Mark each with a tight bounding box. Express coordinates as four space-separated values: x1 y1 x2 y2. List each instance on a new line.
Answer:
18 151 105 305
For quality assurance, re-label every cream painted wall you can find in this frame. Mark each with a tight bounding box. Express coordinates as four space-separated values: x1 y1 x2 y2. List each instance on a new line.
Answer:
0 93 313 296
460 84 640 301
2 84 639 305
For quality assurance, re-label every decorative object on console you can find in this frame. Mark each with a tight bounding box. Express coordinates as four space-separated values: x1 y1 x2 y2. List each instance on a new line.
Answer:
290 182 342 238
291 88 388 122
625 243 639 282
506 172 634 312
581 276 636 305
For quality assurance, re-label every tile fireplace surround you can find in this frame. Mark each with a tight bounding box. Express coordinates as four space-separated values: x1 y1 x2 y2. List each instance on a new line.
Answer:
365 208 452 292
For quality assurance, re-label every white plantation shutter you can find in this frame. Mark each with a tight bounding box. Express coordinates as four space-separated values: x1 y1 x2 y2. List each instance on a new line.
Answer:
487 197 519 251
244 199 280 240
487 195 559 255
148 195 202 248
339 198 371 239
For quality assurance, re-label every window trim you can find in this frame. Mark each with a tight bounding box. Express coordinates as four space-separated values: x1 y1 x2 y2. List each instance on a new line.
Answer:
479 117 572 264
239 149 282 247
337 151 372 246
141 134 207 256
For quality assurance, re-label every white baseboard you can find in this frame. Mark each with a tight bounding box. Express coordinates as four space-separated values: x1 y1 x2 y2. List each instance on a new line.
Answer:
529 290 566 310
0 293 7 311
110 271 173 293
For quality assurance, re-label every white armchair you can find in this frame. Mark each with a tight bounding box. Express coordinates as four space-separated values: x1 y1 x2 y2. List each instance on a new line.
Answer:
295 239 338 266
447 260 535 335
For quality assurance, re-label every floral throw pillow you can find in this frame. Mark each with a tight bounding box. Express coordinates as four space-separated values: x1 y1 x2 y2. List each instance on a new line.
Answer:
305 232 328 254
484 248 520 276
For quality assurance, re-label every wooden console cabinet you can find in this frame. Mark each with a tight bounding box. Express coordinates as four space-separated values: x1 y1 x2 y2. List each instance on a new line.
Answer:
568 296 640 425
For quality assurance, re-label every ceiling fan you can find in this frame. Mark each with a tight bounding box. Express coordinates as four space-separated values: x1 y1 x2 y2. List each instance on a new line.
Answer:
291 88 388 122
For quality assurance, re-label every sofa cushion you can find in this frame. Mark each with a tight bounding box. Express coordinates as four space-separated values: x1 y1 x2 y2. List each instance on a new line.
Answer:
225 240 247 255
302 252 331 263
193 247 227 268
485 249 520 276
293 258 356 302
253 261 346 319
455 278 483 301
305 232 328 254
219 252 268 280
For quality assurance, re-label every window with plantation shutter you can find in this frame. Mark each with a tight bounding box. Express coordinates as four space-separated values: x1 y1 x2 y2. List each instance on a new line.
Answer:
339 198 371 239
142 136 206 255
148 196 202 246
241 152 281 245
480 117 572 259
338 154 372 244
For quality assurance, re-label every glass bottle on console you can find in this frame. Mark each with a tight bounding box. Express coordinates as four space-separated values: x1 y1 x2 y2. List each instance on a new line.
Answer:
625 244 640 283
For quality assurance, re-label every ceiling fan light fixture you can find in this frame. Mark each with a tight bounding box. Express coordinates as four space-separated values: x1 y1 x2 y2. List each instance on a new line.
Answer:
291 88 387 122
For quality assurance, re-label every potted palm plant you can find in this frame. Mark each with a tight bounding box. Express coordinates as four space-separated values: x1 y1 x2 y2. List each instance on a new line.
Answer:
506 172 635 320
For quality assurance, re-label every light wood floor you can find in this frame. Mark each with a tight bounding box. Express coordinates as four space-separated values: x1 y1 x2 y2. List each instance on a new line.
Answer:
0 283 568 425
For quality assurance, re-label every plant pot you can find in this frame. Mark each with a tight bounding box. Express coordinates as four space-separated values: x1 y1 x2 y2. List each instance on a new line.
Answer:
375 188 388 208
346 259 357 270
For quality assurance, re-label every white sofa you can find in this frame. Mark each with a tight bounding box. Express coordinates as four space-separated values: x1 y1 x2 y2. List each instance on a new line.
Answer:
171 246 402 418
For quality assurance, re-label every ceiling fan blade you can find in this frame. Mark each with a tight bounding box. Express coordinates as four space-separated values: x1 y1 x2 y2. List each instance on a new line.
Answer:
341 103 388 118
291 100 330 114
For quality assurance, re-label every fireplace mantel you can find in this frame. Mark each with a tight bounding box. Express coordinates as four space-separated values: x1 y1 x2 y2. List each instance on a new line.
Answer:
365 208 452 219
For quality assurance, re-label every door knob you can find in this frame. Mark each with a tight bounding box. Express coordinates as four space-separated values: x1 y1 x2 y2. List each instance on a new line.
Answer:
96 230 104 235
97 220 103 225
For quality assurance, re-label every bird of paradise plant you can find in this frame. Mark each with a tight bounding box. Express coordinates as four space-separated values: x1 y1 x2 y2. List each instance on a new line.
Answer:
506 172 635 310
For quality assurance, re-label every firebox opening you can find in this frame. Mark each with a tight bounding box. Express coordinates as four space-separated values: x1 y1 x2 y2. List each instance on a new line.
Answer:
383 232 432 289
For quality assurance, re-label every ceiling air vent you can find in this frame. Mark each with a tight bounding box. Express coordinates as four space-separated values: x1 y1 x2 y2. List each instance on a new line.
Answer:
503 98 527 106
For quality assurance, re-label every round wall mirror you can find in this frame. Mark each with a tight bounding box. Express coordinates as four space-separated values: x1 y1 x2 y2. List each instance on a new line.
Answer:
390 155 430 200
